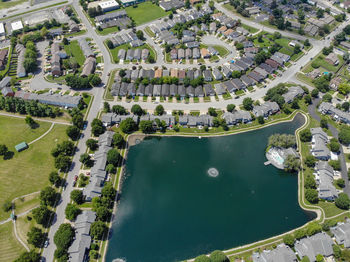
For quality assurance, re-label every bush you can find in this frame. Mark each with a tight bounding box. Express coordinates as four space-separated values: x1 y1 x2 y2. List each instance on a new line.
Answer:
305 155 316 167
306 222 322 236
65 203 81 221
283 234 295 247
300 129 312 142
305 188 318 203
66 126 80 140
305 175 316 189
268 134 296 148
209 250 229 262
335 193 350 209
113 133 124 148
336 178 345 188
257 115 264 124
329 138 340 152
339 126 350 145
329 160 341 171
90 221 107 240
2 200 12 212
107 149 120 166
226 104 235 112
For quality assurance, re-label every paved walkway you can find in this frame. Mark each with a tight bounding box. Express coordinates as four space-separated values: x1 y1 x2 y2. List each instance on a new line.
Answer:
28 123 54 145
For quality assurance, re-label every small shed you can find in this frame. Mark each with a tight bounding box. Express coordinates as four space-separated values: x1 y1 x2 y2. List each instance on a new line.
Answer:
15 142 28 152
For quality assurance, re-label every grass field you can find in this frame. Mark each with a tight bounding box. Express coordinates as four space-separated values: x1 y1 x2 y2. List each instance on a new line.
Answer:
0 0 26 9
125 2 169 25
0 222 24 262
108 42 156 63
63 40 86 66
97 26 119 36
212 45 229 57
0 115 68 221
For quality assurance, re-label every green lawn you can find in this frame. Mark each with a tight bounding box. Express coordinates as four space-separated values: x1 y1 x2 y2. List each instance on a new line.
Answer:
107 42 156 64
63 40 85 66
0 0 26 9
97 26 119 36
0 222 24 262
65 29 87 37
125 2 169 26
0 115 68 221
241 23 259 34
212 45 229 57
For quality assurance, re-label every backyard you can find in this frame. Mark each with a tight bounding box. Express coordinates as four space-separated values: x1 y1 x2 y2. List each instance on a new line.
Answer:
0 115 68 221
125 2 169 26
63 40 86 66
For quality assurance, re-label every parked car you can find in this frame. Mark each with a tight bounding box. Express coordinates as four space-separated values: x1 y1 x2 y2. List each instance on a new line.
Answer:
44 240 49 248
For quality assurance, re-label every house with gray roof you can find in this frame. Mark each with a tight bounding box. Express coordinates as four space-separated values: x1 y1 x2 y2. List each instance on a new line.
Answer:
16 44 26 78
117 49 126 60
126 49 134 60
294 232 334 262
133 49 141 60
310 127 330 160
137 84 145 96
144 85 153 96
214 83 226 95
252 243 297 262
161 84 170 97
315 161 337 201
319 102 350 124
252 102 280 118
141 49 149 60
178 48 185 60
15 91 81 108
222 111 252 125
283 86 304 103
222 65 231 78
331 220 350 248
204 84 215 96
194 86 204 97
178 85 186 97
186 86 195 97
153 85 161 96
192 48 200 59
222 80 236 93
78 39 94 58
240 75 255 86
231 78 246 90
212 68 223 80
203 70 212 81
68 211 96 262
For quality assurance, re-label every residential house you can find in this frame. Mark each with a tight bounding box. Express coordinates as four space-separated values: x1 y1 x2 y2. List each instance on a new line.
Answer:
252 102 280 117
310 127 330 160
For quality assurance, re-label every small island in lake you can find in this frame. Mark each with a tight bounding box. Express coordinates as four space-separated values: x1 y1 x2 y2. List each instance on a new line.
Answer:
266 134 300 172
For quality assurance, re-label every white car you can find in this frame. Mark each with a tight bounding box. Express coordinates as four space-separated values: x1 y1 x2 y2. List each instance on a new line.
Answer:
44 240 49 248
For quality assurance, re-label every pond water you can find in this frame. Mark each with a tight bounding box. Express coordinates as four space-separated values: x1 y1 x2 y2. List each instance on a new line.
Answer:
106 113 313 262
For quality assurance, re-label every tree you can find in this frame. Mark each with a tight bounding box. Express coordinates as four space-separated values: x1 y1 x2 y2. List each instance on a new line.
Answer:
322 93 332 102
66 126 80 141
208 107 217 117
284 155 300 172
27 227 45 248
14 250 40 262
209 250 229 262
305 175 316 189
131 104 143 116
101 182 116 201
329 138 340 152
243 97 253 111
96 206 110 222
112 105 127 115
185 0 190 8
90 75 102 86
55 155 71 171
311 89 319 98
72 114 84 129
329 160 341 170
338 83 350 95
0 144 8 155
40 187 56 207
113 133 124 148
306 222 322 236
136 30 144 40
226 104 236 112
155 105 164 116
335 193 350 209
336 178 345 188
283 234 295 247
194 255 211 262
51 141 75 157
2 200 12 212
257 115 265 124
305 188 318 203
333 245 342 259
65 203 81 221
107 149 120 166
49 172 61 187
91 118 105 137
120 118 137 134
305 155 316 168
54 223 75 250
79 153 91 166
304 95 312 105
90 221 107 240
300 129 312 142
106 163 116 174
86 139 98 151
316 254 324 262
268 134 296 148
139 120 154 133
320 118 328 129
70 190 83 204
106 39 113 49
25 116 36 128
339 126 350 145
294 228 306 240
342 101 350 112
32 205 51 225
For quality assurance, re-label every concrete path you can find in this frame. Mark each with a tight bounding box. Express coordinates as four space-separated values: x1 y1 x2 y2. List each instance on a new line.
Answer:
28 123 54 145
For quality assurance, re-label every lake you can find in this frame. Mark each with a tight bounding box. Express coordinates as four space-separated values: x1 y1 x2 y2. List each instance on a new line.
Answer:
106 113 313 262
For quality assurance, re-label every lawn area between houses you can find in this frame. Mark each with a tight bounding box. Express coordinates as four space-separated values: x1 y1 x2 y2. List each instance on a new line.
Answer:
63 40 85 66
107 42 156 64
97 26 119 36
125 2 170 26
0 115 68 221
0 222 24 262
